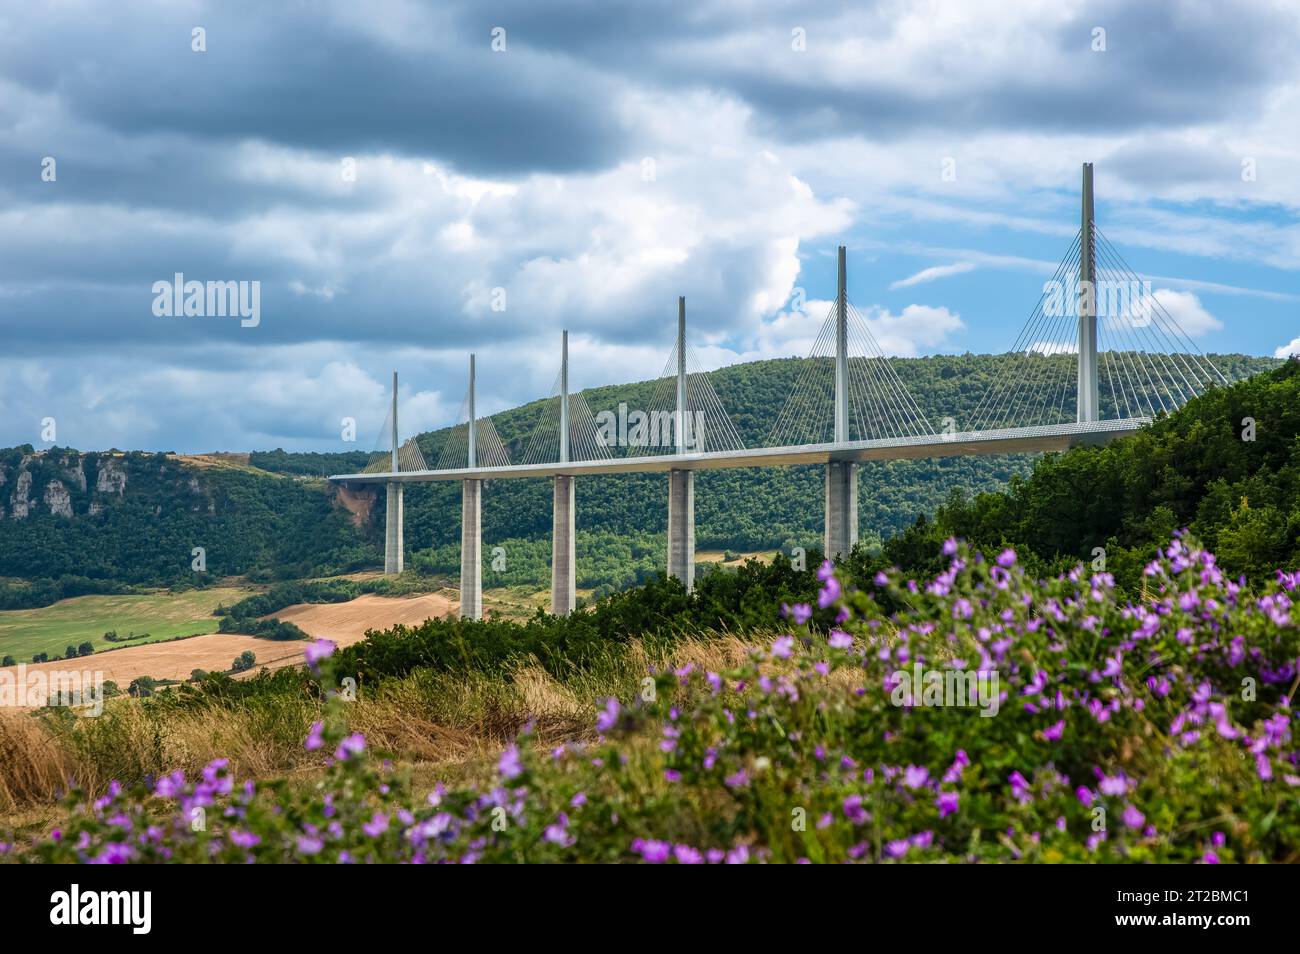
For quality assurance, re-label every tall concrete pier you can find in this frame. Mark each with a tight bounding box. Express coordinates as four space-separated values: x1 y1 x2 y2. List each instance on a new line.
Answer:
824 246 858 560
552 475 576 614
824 460 857 559
551 330 577 615
384 371 404 574
667 468 695 590
460 354 482 619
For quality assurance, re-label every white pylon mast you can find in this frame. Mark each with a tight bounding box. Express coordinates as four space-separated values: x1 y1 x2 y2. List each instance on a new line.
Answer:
559 331 570 464
467 354 477 468
676 297 686 453
1078 162 1099 423
390 371 399 472
834 246 848 444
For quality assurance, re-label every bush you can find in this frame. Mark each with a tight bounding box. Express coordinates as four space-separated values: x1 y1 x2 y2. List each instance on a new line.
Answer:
127 676 156 698
335 554 823 684
77 642 94 657
230 651 256 674
1 655 13 667
227 618 308 641
31 652 48 663
104 630 148 643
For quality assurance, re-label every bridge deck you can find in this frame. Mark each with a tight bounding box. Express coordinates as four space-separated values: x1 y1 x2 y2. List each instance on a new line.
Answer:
329 418 1148 483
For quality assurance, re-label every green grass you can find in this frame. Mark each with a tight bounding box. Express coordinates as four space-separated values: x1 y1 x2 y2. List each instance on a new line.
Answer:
0 587 249 663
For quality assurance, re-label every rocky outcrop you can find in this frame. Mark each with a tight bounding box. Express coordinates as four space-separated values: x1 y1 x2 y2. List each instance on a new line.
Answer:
335 484 377 528
63 458 87 492
44 480 72 518
10 470 32 519
96 459 127 495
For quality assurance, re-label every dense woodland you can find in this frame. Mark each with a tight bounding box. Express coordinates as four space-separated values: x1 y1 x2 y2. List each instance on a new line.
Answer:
0 352 1283 607
870 356 1300 589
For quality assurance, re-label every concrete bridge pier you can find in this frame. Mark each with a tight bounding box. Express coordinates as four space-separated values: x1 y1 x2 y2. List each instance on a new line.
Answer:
551 475 576 615
667 468 695 591
824 461 857 561
460 478 482 619
384 482 404 573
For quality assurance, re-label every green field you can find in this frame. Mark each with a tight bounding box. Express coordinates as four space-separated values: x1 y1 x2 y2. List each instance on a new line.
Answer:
0 587 249 664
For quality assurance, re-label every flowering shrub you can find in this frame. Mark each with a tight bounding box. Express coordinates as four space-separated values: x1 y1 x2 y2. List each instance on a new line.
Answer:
6 536 1297 863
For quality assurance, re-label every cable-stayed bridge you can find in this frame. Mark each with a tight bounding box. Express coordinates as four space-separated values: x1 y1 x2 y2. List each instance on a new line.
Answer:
330 164 1230 618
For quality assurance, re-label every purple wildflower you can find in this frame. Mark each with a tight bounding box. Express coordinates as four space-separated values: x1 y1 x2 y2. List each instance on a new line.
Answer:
498 744 523 780
936 792 959 818
903 765 930 790
595 697 620 733
334 733 366 761
304 720 324 752
304 638 336 669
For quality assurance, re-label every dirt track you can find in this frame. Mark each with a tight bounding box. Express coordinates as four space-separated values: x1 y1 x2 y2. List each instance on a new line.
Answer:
0 592 457 693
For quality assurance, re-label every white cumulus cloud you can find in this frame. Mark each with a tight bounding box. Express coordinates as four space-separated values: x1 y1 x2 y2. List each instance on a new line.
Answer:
1275 335 1300 359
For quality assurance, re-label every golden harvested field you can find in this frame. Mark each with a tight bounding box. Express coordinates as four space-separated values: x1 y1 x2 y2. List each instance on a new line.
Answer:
1 591 459 695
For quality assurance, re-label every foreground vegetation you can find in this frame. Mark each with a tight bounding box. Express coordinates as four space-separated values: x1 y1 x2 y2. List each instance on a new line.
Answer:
4 535 1296 863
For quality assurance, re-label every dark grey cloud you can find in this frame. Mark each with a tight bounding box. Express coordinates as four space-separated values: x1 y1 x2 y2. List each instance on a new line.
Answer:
0 2 631 177
684 0 1299 142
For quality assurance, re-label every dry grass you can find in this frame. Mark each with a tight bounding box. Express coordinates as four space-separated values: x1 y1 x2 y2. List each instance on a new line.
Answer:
0 634 773 822
0 710 88 812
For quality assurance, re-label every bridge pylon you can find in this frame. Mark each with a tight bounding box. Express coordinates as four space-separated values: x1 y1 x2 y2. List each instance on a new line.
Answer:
1078 162 1099 423
825 246 858 560
552 332 576 615
384 371 404 574
666 297 696 590
460 354 482 619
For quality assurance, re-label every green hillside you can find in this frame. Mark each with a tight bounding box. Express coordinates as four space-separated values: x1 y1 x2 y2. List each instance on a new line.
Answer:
0 450 372 608
869 356 1300 588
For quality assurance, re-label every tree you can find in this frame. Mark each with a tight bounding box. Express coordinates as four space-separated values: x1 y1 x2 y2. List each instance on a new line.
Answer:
32 652 49 663
1 655 14 667
231 650 256 673
65 645 77 660
128 676 156 697
77 641 94 657
190 669 208 682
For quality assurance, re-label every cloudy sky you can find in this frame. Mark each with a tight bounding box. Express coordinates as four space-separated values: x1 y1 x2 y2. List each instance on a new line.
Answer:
2 0 1298 453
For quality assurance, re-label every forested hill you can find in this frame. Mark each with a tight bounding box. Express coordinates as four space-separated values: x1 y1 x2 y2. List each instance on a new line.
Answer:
868 356 1300 589
0 450 371 608
0 352 1280 604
